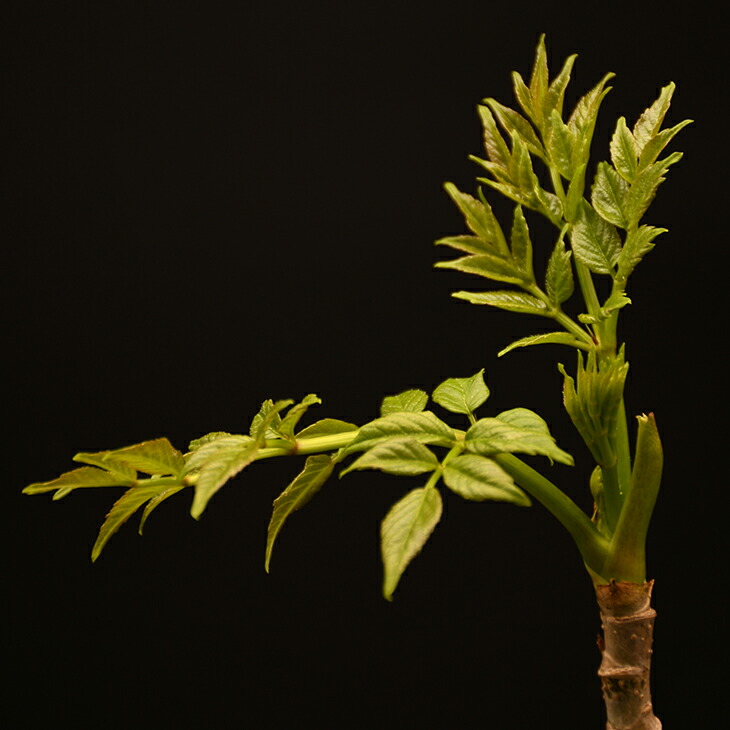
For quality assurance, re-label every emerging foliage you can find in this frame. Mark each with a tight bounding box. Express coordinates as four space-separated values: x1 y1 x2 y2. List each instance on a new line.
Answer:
24 36 688 602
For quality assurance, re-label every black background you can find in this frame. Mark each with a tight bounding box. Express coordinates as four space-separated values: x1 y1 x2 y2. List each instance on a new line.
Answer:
7 2 726 728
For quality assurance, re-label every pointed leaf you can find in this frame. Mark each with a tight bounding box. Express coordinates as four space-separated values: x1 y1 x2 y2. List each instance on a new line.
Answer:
138 485 186 534
465 409 573 465
617 225 666 280
545 237 574 305
544 53 577 119
187 436 260 519
443 454 530 505
485 98 545 160
452 290 549 316
444 182 506 251
477 105 512 172
435 234 500 256
380 390 429 417
609 117 638 182
498 332 586 357
638 119 692 170
341 412 455 456
71 452 137 481
91 484 173 561
570 203 621 275
436 252 526 286
545 109 575 180
568 73 614 134
295 418 359 439
76 438 185 478
23 466 134 496
276 394 322 439
188 432 234 451
510 205 534 281
265 455 335 572
528 34 549 128
511 71 535 121
249 399 293 439
591 162 629 228
633 83 676 152
432 369 490 416
341 437 439 477
381 486 442 601
624 153 683 227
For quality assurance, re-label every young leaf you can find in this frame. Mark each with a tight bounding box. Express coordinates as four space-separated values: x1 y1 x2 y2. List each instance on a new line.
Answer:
477 105 512 173
465 408 574 465
545 236 574 305
435 252 526 286
570 203 621 275
341 411 455 456
75 438 185 478
189 437 261 519
381 485 442 601
633 82 676 152
568 73 614 136
637 119 692 171
380 390 429 417
23 466 134 496
528 34 549 128
623 153 683 228
432 369 490 416
138 486 186 535
485 98 545 160
295 418 360 439
443 454 530 505
91 483 176 561
591 162 629 228
609 117 638 182
265 455 335 572
249 399 293 439
498 332 587 357
435 234 500 256
443 182 507 251
276 393 322 439
188 432 234 451
545 109 575 180
452 290 549 316
340 437 439 477
544 52 577 120
512 71 535 122
510 205 534 282
616 225 666 281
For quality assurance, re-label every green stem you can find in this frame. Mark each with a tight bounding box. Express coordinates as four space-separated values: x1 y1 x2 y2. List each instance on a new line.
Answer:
494 453 609 573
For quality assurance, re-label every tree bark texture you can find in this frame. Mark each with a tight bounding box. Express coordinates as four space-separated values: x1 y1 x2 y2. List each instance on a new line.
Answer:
596 581 661 729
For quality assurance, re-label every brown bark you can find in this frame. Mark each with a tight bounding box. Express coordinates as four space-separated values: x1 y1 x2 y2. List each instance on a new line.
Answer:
595 581 661 729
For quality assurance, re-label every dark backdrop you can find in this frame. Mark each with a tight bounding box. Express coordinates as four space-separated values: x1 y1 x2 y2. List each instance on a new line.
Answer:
7 3 725 727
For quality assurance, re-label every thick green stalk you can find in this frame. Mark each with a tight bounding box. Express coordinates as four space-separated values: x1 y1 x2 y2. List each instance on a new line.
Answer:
494 453 609 574
601 414 663 582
